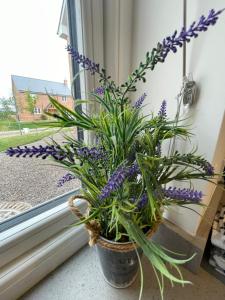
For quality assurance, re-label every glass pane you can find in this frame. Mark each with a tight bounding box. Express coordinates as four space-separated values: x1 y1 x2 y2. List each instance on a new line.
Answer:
0 0 81 223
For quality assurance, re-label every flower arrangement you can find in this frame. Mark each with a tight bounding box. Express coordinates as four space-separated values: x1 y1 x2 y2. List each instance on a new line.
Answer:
6 8 224 299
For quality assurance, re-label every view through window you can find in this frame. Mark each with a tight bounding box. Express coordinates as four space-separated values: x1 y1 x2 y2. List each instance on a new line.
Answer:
0 0 81 223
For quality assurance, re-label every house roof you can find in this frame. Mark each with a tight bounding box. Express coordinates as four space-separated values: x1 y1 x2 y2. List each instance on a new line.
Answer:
11 75 71 96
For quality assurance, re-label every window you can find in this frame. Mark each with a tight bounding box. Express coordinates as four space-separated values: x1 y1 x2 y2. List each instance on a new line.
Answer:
0 0 103 298
33 107 41 114
0 0 80 224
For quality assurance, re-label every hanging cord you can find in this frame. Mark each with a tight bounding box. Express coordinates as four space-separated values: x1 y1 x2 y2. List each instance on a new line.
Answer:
167 0 187 158
167 82 185 157
168 0 197 157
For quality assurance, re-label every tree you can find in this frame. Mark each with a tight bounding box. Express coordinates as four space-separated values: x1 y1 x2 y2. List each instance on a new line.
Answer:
25 91 38 115
0 97 16 120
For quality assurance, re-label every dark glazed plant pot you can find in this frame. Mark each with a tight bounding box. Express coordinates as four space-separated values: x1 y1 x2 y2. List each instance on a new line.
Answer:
96 236 143 288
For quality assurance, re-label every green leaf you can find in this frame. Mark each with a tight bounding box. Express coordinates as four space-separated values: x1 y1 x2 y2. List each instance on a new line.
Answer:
118 213 192 300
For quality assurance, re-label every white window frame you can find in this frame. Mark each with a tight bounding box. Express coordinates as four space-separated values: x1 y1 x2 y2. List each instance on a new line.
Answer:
0 190 88 299
33 107 41 114
62 95 67 102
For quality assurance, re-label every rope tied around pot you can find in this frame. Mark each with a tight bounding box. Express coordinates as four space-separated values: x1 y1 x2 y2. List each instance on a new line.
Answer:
68 195 101 246
68 194 161 251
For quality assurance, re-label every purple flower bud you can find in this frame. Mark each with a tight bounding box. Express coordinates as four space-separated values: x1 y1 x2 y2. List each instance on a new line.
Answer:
128 162 140 176
162 186 203 203
138 193 148 209
133 93 147 109
130 193 148 210
76 146 107 161
158 9 224 62
202 162 214 176
5 145 73 162
158 100 167 118
95 86 104 95
66 45 100 75
57 173 75 187
99 162 140 200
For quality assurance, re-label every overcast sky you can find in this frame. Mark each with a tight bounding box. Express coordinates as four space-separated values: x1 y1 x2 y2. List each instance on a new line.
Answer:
0 0 69 98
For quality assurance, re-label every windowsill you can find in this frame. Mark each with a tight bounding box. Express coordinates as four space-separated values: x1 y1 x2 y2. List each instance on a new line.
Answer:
0 196 88 300
20 245 225 300
0 196 87 266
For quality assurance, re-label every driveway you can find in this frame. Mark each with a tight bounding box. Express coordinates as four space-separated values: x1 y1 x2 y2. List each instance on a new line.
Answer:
0 129 81 207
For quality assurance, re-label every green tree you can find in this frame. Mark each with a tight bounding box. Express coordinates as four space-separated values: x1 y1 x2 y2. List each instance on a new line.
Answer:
25 91 38 115
0 97 16 120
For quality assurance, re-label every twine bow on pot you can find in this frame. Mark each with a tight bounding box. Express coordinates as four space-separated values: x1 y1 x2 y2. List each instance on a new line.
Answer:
68 195 101 246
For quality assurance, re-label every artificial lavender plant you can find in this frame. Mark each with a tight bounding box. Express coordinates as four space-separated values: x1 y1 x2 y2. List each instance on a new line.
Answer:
6 9 223 299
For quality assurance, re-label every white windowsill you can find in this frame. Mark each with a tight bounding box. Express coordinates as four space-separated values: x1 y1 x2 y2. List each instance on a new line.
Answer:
20 245 225 300
0 199 88 300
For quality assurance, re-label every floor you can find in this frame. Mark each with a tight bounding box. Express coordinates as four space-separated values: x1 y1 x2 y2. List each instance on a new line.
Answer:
20 246 225 300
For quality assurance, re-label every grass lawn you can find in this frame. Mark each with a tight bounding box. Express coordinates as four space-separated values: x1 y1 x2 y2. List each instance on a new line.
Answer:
0 130 56 152
0 120 52 131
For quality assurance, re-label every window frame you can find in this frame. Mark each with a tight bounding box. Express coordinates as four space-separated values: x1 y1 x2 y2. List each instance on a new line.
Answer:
33 107 41 114
0 196 88 300
0 189 79 234
0 190 86 267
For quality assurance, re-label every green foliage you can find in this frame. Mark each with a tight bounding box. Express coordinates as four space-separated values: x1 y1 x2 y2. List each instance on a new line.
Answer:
43 84 216 297
25 91 38 114
0 97 16 120
40 51 216 300
0 120 54 132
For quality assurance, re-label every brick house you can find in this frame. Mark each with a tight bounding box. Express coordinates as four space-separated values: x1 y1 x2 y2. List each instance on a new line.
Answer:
11 75 74 121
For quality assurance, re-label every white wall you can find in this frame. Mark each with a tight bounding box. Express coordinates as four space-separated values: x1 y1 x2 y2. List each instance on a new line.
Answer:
130 0 225 235
103 0 133 84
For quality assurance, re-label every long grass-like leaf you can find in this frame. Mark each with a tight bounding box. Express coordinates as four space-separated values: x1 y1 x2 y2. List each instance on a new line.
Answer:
118 212 192 299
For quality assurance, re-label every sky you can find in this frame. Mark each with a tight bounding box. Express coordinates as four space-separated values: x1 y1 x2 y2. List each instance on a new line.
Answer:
0 0 69 98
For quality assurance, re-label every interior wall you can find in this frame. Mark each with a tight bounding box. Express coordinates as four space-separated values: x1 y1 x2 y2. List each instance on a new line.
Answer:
103 0 133 84
130 0 225 235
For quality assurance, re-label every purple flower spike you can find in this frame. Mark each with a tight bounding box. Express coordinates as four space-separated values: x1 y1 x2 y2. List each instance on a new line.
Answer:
163 186 203 203
99 166 128 200
158 100 167 118
128 162 140 176
5 145 73 161
138 193 148 209
203 162 214 176
130 193 148 210
95 86 104 95
159 9 224 61
133 93 147 109
99 162 140 200
66 45 100 75
76 146 107 161
57 173 75 187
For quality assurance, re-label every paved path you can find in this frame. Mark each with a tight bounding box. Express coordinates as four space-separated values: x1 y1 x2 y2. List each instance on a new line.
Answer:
0 129 81 207
0 127 59 138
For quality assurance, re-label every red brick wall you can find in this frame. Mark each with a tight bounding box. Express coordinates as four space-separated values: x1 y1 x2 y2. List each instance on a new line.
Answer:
13 84 74 121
